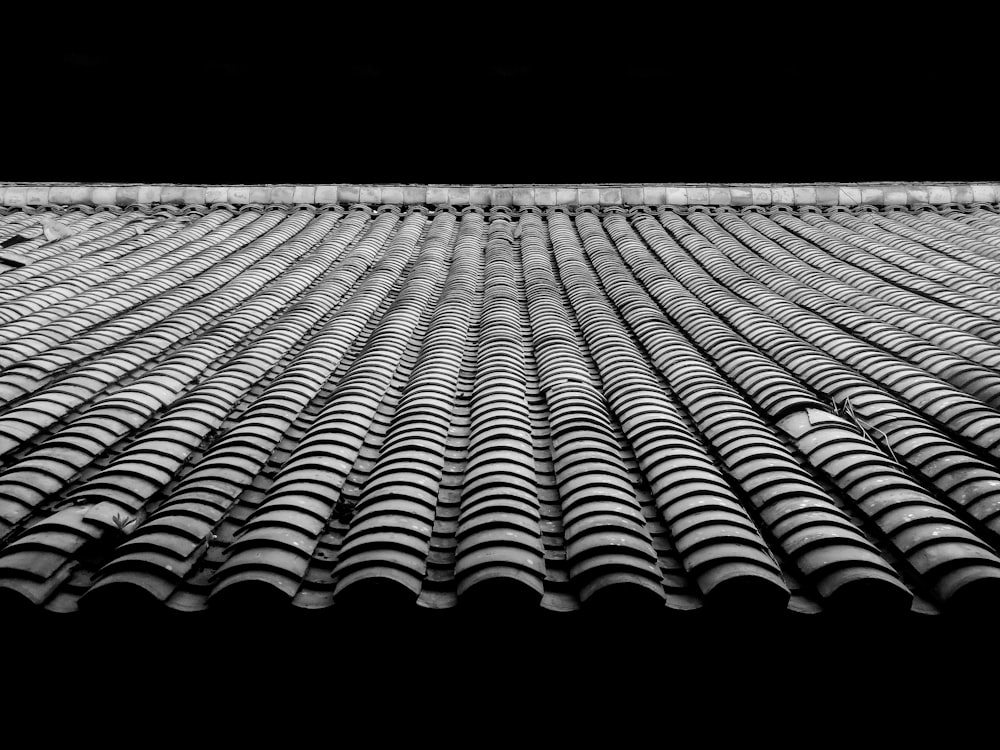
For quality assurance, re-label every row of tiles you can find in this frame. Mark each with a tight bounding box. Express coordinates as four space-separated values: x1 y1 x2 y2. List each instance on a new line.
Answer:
2 204 1000 613
2 184 1000 208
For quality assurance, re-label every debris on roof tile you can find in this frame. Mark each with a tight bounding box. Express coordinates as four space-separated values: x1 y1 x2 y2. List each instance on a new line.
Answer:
2 193 1000 616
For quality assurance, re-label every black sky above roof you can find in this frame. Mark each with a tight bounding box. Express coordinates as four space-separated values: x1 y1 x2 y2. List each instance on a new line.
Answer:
4 12 996 183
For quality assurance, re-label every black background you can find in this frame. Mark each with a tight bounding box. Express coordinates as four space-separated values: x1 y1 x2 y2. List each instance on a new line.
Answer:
3 8 996 184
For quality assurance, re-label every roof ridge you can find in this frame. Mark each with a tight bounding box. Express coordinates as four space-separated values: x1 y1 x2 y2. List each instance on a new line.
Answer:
0 183 997 207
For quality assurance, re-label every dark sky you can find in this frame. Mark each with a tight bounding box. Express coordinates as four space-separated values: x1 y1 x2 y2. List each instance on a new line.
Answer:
3 11 995 184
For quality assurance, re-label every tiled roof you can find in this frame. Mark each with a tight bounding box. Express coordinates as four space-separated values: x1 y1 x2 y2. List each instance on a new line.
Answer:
2 196 1000 615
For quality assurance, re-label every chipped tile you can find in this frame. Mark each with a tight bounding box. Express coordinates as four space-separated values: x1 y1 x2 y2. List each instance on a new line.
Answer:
708 187 732 206
426 186 448 205
621 186 644 205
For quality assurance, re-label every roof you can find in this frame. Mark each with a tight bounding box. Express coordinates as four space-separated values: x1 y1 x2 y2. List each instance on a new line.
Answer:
2 188 1000 617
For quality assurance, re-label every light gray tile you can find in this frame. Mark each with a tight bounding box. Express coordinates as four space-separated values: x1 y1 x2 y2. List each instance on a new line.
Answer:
292 186 316 204
709 187 732 205
315 185 339 203
771 186 794 205
792 186 816 205
600 187 623 205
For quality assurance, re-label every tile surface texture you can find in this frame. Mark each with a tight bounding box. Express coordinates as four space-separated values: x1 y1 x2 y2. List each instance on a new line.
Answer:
0 197 998 617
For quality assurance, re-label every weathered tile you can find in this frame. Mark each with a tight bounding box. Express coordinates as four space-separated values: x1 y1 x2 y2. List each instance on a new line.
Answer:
426 186 448 205
535 188 557 206
448 187 471 205
578 188 600 205
205 186 229 204
770 186 794 205
183 186 207 205
4 186 27 206
315 185 339 203
292 186 316 204
381 186 404 205
116 186 141 206
644 186 667 205
730 187 753 206
270 185 295 204
91 186 118 205
469 186 491 205
556 188 578 205
792 186 816 205
492 188 514 206
951 184 974 203
161 186 186 205
751 187 772 205
49 186 77 205
248 186 272 204
600 187 623 206
25 187 50 206
686 186 710 205
228 186 251 204
860 186 884 205
838 186 861 205
927 185 951 204
971 184 997 203
814 186 839 206
883 187 908 206
403 186 427 204
621 186 644 205
708 187 732 205
338 185 361 203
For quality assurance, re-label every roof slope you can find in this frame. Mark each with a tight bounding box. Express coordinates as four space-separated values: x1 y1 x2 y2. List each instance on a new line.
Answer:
2 200 1000 615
